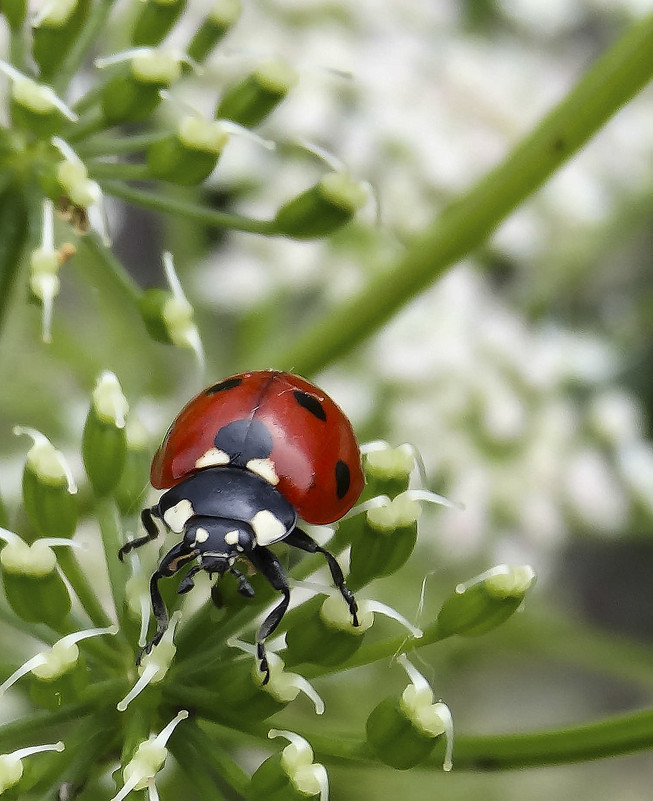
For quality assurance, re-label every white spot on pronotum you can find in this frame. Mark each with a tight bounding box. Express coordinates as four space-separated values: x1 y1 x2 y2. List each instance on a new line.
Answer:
163 499 194 533
224 530 239 546
246 457 279 485
250 510 287 546
194 527 209 544
194 448 230 469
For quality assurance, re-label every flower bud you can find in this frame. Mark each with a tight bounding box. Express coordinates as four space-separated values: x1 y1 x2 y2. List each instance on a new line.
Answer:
273 172 367 238
8 73 77 138
16 427 77 540
218 642 325 720
82 371 128 496
114 416 150 516
363 443 415 498
32 0 90 81
132 0 187 47
436 565 536 638
250 730 328 801
0 530 73 627
0 625 117 709
187 0 242 63
138 251 204 366
110 710 188 801
99 49 184 125
147 116 228 184
348 493 420 587
284 594 372 667
366 657 453 771
0 743 64 794
56 159 101 209
216 59 297 128
117 611 180 711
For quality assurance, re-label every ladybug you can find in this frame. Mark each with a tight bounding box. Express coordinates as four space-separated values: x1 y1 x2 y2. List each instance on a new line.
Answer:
119 369 364 681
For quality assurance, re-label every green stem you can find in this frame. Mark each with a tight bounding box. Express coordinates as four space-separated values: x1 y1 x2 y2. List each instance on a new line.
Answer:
100 180 279 235
438 707 653 770
170 719 251 799
88 161 153 181
77 132 167 158
303 707 653 769
0 181 28 340
77 234 142 304
63 107 109 143
268 12 653 375
9 26 26 71
53 0 118 96
57 547 114 629
96 495 128 633
0 679 125 748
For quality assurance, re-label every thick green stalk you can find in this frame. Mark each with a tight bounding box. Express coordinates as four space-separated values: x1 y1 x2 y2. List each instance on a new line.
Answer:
270 13 653 375
438 707 653 770
303 707 653 769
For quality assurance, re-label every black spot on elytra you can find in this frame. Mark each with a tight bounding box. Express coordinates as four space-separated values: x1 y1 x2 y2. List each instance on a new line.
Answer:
335 460 350 499
293 390 327 421
206 377 243 395
215 418 273 463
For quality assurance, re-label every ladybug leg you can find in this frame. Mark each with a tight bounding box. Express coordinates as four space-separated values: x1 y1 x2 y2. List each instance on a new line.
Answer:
137 540 197 664
118 506 162 561
286 527 360 627
247 546 291 685
229 566 256 597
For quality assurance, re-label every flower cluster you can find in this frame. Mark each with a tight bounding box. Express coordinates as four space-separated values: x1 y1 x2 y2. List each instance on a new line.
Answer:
0 371 536 798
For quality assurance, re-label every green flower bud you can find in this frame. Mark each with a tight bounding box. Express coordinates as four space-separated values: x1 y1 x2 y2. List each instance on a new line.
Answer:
138 252 204 364
0 743 64 795
9 75 77 138
363 443 415 498
250 731 328 801
82 371 128 496
112 711 188 800
436 565 536 638
216 59 297 127
117 612 180 711
215 644 324 721
16 428 77 540
273 172 367 238
1 0 27 28
132 0 187 47
348 493 420 588
0 532 72 626
367 656 453 771
100 50 183 125
147 116 228 184
114 416 150 515
32 0 90 81
284 594 372 667
56 159 101 209
187 0 242 63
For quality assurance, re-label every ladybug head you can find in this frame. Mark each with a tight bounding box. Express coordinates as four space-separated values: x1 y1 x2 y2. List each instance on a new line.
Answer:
181 516 256 576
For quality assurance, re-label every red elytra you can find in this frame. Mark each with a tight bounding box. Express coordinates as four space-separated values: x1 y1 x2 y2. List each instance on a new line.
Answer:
150 370 364 525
